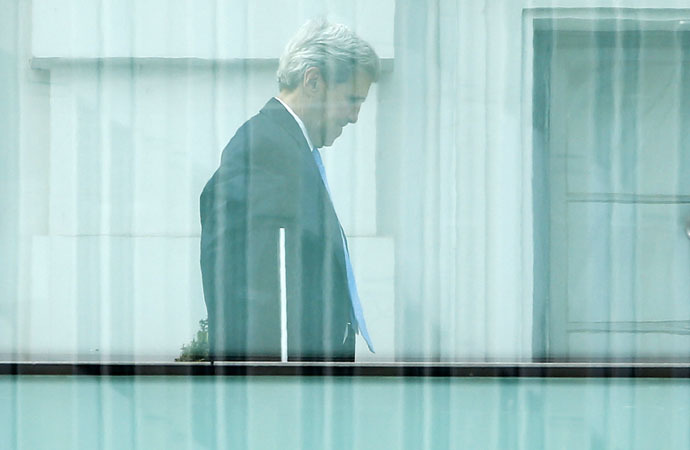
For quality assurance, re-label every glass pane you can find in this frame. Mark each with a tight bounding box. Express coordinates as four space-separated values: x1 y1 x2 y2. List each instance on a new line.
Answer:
1 2 689 363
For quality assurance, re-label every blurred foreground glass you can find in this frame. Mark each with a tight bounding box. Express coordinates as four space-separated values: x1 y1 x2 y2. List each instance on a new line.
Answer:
1 3 688 363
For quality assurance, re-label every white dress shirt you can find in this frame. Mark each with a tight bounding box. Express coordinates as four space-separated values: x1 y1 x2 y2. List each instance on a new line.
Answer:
274 97 315 151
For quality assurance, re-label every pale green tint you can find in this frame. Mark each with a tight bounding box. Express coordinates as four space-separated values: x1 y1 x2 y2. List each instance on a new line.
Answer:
1 376 689 449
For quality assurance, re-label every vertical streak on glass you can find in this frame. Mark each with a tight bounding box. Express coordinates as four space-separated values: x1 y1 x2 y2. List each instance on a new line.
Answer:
429 378 451 449
550 14 561 358
66 0 79 367
99 0 112 373
624 28 641 358
77 0 103 362
680 32 690 198
480 0 492 361
329 377 354 449
438 0 452 359
670 29 683 205
126 1 138 445
0 0 19 353
610 24 624 355
439 0 459 361
299 378 324 449
424 0 436 360
678 32 690 339
87 2 106 445
423 0 440 361
241 9 254 446
673 28 686 325
497 379 519 450
608 24 620 358
206 0 221 433
0 0 19 447
280 228 288 362
594 28 614 356
242 0 250 366
403 379 424 450
552 22 565 358
395 0 428 361
530 22 552 360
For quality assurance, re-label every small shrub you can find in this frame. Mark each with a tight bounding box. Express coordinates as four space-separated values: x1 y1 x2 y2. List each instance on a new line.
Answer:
176 318 209 362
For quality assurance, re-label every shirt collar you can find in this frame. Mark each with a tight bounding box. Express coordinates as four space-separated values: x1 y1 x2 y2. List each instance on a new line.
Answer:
274 96 316 151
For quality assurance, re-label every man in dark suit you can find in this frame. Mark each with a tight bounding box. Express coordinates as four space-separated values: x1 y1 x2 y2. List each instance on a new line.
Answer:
200 19 380 361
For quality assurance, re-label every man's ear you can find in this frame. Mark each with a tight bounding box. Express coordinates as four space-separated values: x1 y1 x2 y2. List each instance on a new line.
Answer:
303 67 323 95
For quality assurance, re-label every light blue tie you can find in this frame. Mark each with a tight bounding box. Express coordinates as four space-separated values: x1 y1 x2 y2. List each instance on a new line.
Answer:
312 149 375 352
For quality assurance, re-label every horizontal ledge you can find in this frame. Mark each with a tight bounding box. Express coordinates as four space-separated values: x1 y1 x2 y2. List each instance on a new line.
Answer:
30 234 385 239
2 362 690 378
525 7 690 24
30 56 395 72
568 193 690 204
569 320 690 334
39 234 200 238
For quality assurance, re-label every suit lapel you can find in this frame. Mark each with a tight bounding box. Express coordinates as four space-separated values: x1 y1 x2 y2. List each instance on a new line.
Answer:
260 98 346 255
262 98 353 311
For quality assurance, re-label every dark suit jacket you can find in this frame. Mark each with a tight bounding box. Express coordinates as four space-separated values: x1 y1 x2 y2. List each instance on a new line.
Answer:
200 98 356 361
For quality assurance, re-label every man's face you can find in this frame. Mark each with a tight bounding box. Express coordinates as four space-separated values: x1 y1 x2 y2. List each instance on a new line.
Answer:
306 70 373 148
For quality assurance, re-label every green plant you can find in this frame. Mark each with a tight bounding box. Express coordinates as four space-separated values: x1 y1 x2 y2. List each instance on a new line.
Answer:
176 318 209 361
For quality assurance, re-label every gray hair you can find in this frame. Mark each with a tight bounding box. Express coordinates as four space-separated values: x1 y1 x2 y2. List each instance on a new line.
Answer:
277 18 381 91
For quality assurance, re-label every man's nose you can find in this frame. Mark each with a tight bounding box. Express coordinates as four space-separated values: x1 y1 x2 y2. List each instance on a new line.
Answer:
348 104 361 124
